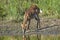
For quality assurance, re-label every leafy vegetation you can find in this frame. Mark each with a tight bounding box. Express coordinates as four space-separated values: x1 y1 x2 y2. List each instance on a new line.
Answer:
0 35 60 40
0 0 60 22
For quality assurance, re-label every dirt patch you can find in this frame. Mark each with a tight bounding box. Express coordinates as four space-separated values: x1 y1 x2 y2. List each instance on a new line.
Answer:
0 18 60 35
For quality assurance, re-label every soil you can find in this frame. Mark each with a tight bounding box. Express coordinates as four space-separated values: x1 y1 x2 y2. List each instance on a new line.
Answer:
0 18 60 35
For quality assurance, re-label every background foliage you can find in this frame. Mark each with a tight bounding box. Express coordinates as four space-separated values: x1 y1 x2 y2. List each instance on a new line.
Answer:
0 0 60 22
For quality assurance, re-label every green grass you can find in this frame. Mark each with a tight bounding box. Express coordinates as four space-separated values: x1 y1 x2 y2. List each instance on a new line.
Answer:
0 35 60 40
0 0 60 21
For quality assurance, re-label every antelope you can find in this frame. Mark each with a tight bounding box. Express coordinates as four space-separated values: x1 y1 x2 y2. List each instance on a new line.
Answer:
21 4 42 34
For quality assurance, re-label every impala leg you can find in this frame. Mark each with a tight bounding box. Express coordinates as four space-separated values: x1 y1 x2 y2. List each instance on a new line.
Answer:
22 14 28 34
35 15 40 30
36 17 40 31
37 17 40 29
27 19 31 30
26 19 31 32
21 24 26 34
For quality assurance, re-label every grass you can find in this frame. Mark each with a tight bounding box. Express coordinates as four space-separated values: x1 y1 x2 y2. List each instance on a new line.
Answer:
0 35 60 40
0 0 60 21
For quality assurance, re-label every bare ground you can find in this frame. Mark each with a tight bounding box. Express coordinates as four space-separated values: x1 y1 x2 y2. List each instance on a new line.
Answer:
0 18 60 36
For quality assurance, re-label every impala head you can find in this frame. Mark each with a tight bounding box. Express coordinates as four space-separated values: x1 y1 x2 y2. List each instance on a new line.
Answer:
31 4 42 14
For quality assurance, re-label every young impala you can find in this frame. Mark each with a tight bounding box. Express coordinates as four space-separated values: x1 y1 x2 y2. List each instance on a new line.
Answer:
21 4 42 34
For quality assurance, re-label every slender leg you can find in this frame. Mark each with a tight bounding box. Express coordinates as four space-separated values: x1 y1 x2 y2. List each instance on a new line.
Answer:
35 15 40 30
37 17 40 29
26 19 31 32
22 14 28 34
36 19 40 30
27 19 31 30
21 23 26 34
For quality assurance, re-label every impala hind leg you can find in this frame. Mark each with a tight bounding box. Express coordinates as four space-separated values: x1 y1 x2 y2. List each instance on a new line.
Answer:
26 19 31 32
27 19 31 30
21 24 26 34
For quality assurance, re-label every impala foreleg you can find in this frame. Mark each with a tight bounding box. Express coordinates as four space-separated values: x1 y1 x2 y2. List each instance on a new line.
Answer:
35 15 40 30
21 24 26 34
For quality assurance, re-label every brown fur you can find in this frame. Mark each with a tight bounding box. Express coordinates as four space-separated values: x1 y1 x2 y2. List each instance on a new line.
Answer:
21 4 41 33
